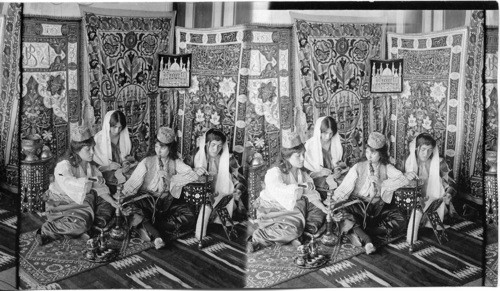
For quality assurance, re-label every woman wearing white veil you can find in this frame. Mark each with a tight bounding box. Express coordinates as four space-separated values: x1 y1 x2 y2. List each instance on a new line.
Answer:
304 116 346 199
192 129 246 240
404 133 455 243
93 110 134 184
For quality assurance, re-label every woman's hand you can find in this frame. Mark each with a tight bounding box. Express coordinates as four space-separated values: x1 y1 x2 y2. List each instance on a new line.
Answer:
158 170 169 179
318 168 332 177
108 162 121 171
368 175 378 184
194 167 208 176
405 171 418 181
122 161 131 173
332 211 344 222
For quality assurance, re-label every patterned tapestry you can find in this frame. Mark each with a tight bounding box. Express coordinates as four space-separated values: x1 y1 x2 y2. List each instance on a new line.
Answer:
21 17 82 159
238 24 295 168
0 3 22 191
176 26 244 164
485 26 498 153
387 28 469 181
176 25 296 168
81 6 176 160
460 11 486 202
291 13 386 166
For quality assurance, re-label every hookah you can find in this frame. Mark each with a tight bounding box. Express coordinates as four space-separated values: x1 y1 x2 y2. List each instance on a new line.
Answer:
109 184 127 240
320 190 339 246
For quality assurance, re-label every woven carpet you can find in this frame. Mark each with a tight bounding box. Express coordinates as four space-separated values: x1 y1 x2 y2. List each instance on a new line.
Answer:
81 6 176 160
19 229 154 288
20 223 247 289
273 220 485 288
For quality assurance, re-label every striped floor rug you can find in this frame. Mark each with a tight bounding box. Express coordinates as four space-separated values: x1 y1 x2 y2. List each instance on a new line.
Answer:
273 220 485 288
0 209 17 230
20 223 247 289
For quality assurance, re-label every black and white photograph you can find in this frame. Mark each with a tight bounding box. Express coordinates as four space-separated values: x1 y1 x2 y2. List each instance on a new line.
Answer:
0 1 497 290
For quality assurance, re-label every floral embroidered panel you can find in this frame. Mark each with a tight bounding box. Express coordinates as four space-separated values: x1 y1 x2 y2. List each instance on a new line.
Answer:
0 4 22 189
292 13 386 166
387 28 469 179
21 17 82 159
81 6 176 160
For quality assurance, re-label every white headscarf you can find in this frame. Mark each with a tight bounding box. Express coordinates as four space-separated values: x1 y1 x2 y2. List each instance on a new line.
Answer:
405 136 445 211
194 130 234 203
93 110 132 167
304 116 343 172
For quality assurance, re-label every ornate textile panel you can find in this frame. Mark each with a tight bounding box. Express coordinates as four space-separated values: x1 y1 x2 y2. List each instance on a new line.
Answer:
0 4 22 190
485 26 498 152
176 26 244 164
387 28 468 178
461 11 485 202
21 17 82 159
238 25 295 169
81 7 175 160
292 15 385 166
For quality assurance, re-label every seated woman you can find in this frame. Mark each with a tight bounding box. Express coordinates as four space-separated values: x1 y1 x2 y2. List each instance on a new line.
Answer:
304 116 347 199
249 131 328 252
121 127 203 249
404 133 456 243
36 126 118 245
190 128 247 241
93 110 135 186
332 132 409 254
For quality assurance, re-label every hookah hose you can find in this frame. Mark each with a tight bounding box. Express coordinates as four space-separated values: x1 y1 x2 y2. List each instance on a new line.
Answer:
361 162 378 229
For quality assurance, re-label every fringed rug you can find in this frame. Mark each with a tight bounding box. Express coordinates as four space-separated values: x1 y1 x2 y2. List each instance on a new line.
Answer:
21 223 247 289
19 230 154 287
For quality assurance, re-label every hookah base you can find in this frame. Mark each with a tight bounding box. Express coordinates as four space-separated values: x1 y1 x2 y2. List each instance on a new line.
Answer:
320 232 339 246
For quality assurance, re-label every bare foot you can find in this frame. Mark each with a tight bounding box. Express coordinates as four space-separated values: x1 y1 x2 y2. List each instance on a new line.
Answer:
365 243 376 255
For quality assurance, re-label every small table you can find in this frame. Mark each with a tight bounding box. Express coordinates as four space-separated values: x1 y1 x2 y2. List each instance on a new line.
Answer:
20 157 54 212
485 172 498 226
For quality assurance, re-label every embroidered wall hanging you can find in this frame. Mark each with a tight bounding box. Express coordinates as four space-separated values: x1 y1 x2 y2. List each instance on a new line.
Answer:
370 59 403 93
387 28 469 180
81 6 176 160
0 4 22 190
176 26 244 164
292 12 386 166
21 16 82 160
460 11 486 202
485 26 498 153
158 53 191 88
237 24 295 169
176 25 296 168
